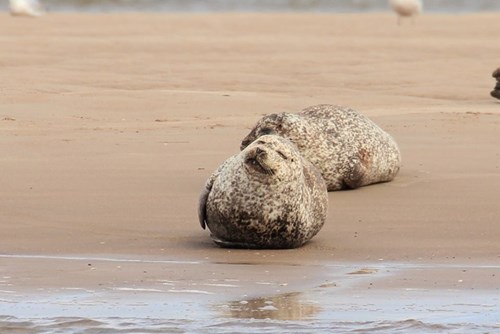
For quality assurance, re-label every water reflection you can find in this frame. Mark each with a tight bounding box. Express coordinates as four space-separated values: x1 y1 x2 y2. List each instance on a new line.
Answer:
220 292 321 320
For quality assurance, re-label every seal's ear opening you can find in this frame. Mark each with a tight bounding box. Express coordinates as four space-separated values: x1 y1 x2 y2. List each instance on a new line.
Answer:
260 127 276 135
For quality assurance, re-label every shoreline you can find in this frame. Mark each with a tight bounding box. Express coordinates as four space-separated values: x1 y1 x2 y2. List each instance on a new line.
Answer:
2 253 499 301
2 254 499 331
1 12 499 331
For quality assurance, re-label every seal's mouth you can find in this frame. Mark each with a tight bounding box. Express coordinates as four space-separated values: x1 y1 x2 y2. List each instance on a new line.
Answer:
245 148 275 175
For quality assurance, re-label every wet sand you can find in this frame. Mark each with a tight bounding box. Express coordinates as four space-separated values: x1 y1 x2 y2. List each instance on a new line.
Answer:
1 254 499 332
1 12 500 331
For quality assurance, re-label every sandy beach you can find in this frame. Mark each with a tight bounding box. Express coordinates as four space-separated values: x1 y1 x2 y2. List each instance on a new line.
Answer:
1 12 499 332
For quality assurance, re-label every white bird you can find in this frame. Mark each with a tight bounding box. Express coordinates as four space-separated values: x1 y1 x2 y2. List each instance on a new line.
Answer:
389 0 422 25
9 0 46 17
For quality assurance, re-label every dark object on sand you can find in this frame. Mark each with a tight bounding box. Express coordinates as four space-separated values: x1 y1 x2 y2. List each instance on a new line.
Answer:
491 68 500 99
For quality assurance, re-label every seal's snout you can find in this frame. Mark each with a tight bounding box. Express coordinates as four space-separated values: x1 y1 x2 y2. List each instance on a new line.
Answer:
246 145 266 160
255 146 269 161
245 145 275 176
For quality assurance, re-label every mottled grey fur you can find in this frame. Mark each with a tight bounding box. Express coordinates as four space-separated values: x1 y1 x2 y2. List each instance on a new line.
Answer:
198 135 327 249
241 104 401 191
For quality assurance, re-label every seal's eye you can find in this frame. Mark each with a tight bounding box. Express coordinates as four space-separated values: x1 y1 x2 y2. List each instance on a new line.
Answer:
261 127 274 135
277 151 288 160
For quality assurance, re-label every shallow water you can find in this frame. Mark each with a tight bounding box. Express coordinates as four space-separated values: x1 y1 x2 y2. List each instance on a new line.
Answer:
1 308 499 333
1 255 499 333
3 317 498 334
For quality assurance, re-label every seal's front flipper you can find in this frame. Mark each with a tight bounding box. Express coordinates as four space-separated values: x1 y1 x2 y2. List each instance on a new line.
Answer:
210 235 260 249
344 160 367 189
198 186 211 230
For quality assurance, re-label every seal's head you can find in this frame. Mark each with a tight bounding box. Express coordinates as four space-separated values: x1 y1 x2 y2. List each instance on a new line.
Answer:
240 113 304 151
242 135 301 183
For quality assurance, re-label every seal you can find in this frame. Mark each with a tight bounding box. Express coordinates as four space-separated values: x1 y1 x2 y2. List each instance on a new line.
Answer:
198 134 328 249
241 104 401 191
491 68 500 100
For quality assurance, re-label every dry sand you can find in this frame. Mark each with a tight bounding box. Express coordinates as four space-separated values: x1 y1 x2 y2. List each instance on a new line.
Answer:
1 12 499 320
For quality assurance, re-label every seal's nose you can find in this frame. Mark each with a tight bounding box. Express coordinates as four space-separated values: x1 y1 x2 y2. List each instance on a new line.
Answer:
255 147 264 155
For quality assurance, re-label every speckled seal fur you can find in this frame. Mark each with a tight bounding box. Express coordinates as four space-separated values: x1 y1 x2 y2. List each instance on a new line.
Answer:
198 135 327 249
241 104 401 191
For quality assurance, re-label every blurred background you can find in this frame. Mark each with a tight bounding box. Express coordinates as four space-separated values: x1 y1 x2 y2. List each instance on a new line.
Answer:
1 0 500 13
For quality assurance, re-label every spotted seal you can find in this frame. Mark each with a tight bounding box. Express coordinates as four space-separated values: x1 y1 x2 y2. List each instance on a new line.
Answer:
198 135 328 249
491 68 500 100
241 104 401 191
